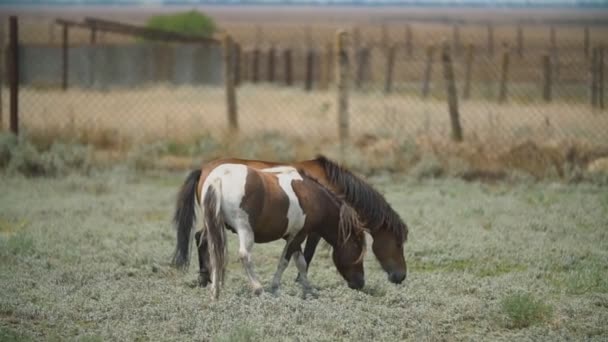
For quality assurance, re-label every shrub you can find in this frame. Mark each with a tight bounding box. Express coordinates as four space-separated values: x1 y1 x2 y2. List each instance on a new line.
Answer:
145 10 216 38
500 292 553 329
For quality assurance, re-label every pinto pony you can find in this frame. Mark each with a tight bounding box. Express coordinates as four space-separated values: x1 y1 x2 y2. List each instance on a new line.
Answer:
173 163 366 299
173 155 408 286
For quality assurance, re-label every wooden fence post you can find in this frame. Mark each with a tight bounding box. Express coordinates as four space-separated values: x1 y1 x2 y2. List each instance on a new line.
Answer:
283 48 292 86
498 44 510 104
487 23 494 57
61 22 69 90
405 24 413 58
542 54 552 102
441 42 462 142
421 44 435 98
516 24 523 58
590 47 598 108
223 34 238 131
584 26 590 59
267 45 275 83
462 43 474 100
305 48 315 91
384 44 396 94
9 16 18 135
336 30 350 152
251 47 260 83
599 46 605 110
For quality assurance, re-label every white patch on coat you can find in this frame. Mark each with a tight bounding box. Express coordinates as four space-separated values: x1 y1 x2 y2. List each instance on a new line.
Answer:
262 166 307 238
201 164 251 233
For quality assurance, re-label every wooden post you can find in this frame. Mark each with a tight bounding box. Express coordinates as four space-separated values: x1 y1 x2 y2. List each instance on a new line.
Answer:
9 16 18 135
384 44 396 94
487 23 494 57
305 49 315 91
90 22 97 44
336 30 350 151
452 24 460 56
441 42 462 142
320 42 333 90
498 44 510 104
61 22 68 90
405 24 413 58
462 43 474 100
599 46 605 110
542 54 552 102
421 44 434 98
590 47 598 108
516 24 523 58
233 42 241 86
223 34 238 130
584 26 590 59
283 48 292 86
251 48 260 83
267 45 275 83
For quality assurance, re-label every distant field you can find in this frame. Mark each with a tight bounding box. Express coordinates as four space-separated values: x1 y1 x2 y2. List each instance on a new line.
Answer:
4 85 607 146
1 171 607 340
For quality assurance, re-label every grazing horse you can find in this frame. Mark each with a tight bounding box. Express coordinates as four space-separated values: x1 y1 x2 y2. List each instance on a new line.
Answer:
173 155 408 286
173 163 367 299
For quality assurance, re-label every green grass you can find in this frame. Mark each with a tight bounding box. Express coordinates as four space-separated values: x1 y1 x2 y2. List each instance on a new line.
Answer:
0 172 606 340
500 292 553 329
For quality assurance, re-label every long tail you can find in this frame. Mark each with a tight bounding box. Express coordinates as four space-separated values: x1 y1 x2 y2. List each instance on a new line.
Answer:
204 178 227 299
171 169 202 269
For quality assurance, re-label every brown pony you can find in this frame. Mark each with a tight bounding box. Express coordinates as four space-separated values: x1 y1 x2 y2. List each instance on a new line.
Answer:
173 155 408 286
173 163 366 299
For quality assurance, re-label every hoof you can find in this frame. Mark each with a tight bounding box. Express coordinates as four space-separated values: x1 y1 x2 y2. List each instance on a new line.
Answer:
198 273 211 288
253 287 264 296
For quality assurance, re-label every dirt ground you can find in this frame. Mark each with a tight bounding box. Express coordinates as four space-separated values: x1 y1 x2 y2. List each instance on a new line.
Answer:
1 169 607 341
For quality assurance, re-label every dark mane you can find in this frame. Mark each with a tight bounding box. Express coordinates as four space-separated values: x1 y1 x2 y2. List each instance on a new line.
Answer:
298 171 365 244
314 155 408 243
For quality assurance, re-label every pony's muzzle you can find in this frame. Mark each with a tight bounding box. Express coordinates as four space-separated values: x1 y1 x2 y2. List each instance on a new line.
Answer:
347 274 365 290
388 271 406 284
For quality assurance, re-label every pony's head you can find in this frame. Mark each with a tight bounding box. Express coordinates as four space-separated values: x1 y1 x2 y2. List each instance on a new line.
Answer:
333 204 367 290
370 226 407 284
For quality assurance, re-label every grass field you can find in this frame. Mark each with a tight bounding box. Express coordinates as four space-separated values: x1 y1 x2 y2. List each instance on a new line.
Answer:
1 169 607 341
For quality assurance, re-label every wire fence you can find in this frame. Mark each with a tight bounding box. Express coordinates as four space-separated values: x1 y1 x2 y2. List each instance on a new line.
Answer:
1 15 607 168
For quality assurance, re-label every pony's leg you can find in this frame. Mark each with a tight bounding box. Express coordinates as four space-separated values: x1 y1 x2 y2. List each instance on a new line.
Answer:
295 233 321 282
270 241 292 293
271 235 305 293
195 230 211 287
237 229 263 295
293 250 315 297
